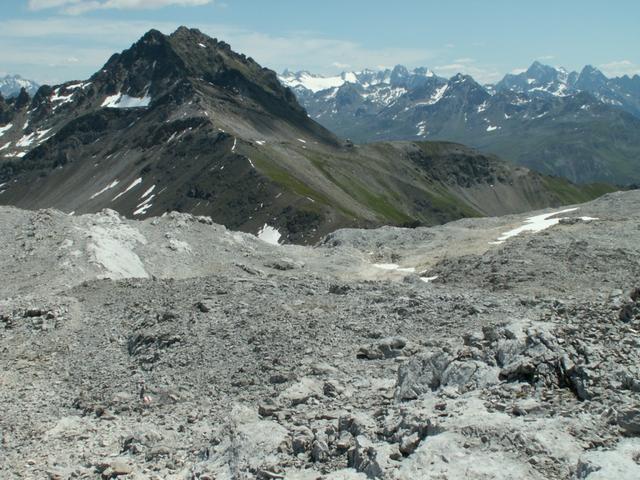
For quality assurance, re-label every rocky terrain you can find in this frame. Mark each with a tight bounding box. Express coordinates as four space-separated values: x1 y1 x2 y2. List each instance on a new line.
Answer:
0 28 613 244
1 189 639 479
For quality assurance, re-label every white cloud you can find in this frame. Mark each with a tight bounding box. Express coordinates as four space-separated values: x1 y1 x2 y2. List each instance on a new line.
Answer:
434 59 502 83
28 0 212 14
0 17 436 82
599 60 640 77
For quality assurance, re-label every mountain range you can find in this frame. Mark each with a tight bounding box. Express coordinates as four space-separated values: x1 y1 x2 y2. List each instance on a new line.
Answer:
0 74 40 98
0 28 612 243
280 62 640 185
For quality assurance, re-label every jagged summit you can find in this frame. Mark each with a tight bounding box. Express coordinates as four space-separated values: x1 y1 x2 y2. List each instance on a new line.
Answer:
88 27 307 120
0 28 613 243
0 74 40 98
282 60 640 184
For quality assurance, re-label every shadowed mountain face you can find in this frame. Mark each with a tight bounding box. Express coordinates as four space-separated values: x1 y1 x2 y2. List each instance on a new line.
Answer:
283 62 640 185
0 28 613 244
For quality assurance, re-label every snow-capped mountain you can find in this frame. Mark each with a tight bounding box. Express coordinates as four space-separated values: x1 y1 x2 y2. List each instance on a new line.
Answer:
279 65 441 109
280 62 640 185
495 62 640 115
495 61 576 97
1 28 594 243
0 75 40 98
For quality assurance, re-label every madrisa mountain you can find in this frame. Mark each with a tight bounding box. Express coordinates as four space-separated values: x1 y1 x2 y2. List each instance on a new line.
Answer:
0 28 612 243
282 63 640 185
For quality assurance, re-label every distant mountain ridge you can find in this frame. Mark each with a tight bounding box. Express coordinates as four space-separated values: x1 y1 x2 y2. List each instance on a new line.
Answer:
0 28 611 243
0 74 40 98
280 62 640 185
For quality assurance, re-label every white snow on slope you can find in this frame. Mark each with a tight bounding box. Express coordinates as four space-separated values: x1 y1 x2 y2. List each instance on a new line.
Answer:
415 84 448 106
490 208 579 244
90 180 120 199
0 124 13 137
280 72 347 93
486 125 499 132
133 202 153 216
420 275 439 283
102 93 151 109
87 221 148 280
257 224 281 245
140 185 155 199
133 193 155 216
51 88 74 109
112 177 142 201
16 132 36 147
0 141 11 151
66 82 91 90
373 263 416 273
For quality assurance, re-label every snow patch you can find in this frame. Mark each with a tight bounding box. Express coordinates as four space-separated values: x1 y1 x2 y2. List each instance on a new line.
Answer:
490 208 579 244
140 185 155 199
51 88 74 109
257 224 281 245
90 180 119 199
133 203 153 216
66 82 91 90
415 84 448 106
420 275 439 283
102 93 151 109
0 141 11 151
16 132 38 148
0 124 14 137
486 125 499 132
373 263 416 273
280 72 347 93
87 220 148 280
112 177 142 201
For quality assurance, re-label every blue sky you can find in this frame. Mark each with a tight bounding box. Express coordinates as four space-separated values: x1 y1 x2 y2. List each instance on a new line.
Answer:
1 0 639 85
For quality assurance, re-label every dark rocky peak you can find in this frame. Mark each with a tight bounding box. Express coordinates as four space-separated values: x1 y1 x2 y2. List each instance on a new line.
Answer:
13 88 31 110
390 65 410 85
525 61 567 85
527 61 557 76
567 70 579 86
0 93 10 124
92 28 185 100
448 73 484 90
84 26 305 116
445 74 490 107
164 26 306 114
575 65 609 90
334 83 364 107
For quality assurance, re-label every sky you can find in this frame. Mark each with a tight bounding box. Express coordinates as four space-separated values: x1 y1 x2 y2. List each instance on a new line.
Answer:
1 0 639 85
